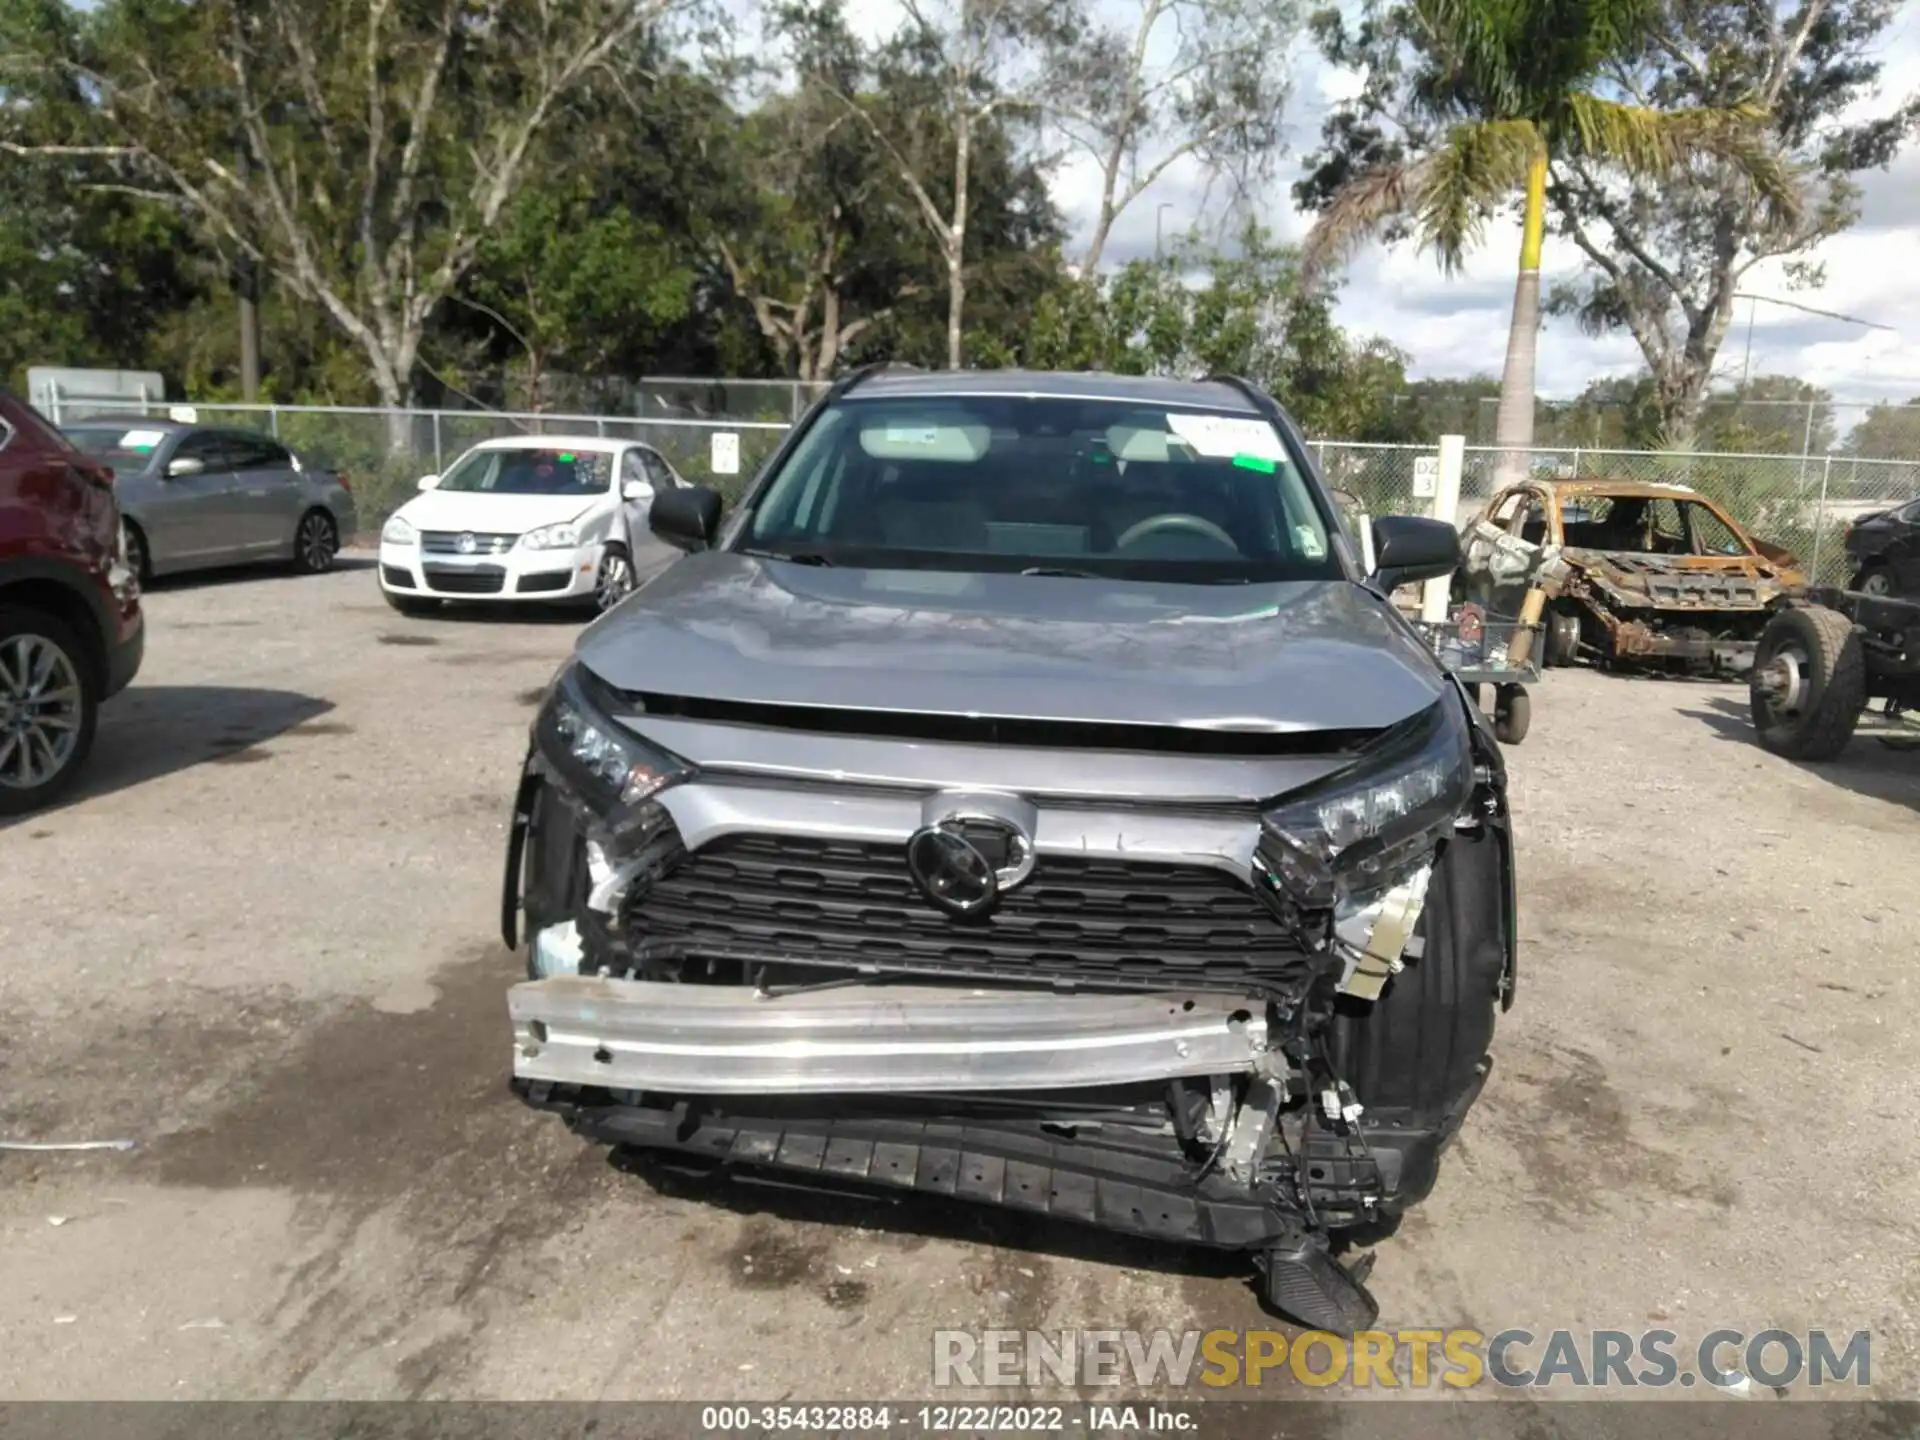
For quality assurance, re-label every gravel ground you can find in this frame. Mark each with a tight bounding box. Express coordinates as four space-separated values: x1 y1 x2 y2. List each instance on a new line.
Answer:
1 556 1915 1423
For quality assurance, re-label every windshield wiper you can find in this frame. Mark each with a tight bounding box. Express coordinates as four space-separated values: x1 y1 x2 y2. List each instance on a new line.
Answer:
1019 565 1100 578
744 548 834 567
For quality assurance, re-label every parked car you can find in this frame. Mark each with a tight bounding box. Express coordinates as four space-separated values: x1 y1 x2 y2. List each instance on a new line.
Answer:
1459 478 1803 673
61 418 355 582
1842 497 1920 596
377 436 690 615
501 368 1516 1328
0 392 143 814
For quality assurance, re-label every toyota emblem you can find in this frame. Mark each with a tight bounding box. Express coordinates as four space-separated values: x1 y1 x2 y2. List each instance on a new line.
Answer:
905 793 1037 920
906 826 1000 917
456 531 478 555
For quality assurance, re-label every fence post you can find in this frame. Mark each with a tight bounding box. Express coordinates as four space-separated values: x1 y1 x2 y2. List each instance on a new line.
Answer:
1422 434 1466 624
1810 455 1833 582
1571 446 1581 478
432 411 443 473
269 404 280 438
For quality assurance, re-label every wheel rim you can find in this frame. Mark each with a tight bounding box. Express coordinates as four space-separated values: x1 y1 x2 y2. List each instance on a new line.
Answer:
0 633 84 791
596 552 633 611
1861 570 1891 596
1755 639 1811 719
300 514 337 571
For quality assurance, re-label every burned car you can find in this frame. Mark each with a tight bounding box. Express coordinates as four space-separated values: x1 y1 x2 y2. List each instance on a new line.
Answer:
1460 479 1802 672
502 369 1517 1328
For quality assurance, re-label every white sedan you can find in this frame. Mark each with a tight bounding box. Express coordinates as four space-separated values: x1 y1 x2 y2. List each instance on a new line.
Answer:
377 436 689 615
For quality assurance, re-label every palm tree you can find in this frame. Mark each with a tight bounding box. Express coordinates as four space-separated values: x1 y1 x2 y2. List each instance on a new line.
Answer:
1302 0 1798 478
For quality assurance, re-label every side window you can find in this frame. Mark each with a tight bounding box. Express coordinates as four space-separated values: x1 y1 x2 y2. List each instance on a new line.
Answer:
1516 494 1550 546
227 433 291 472
1489 490 1527 528
643 450 678 488
1684 502 1747 556
173 431 235 469
621 449 651 488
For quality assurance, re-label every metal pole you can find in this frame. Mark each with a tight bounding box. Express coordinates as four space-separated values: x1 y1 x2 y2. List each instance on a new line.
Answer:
1811 455 1832 582
235 143 261 402
1739 297 1756 390
1571 446 1581 479
269 404 280 438
432 411 443 473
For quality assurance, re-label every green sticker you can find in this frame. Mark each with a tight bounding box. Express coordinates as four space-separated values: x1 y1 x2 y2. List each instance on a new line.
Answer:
1232 453 1277 474
557 452 575 462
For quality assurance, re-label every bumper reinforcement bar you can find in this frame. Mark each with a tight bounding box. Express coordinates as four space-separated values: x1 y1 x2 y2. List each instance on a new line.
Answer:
510 977 1270 1095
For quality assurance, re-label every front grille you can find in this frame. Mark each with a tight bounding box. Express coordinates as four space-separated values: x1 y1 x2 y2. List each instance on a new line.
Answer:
422 564 507 595
421 530 517 556
380 564 414 588
517 571 571 594
631 833 1311 993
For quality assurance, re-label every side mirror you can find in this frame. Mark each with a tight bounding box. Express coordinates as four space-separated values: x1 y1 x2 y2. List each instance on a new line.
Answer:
1369 515 1460 592
165 455 205 479
650 485 723 553
416 474 440 491
621 478 653 504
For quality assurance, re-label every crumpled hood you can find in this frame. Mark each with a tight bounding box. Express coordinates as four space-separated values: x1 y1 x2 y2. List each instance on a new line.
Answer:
574 552 1447 733
1561 548 1794 609
393 489 600 534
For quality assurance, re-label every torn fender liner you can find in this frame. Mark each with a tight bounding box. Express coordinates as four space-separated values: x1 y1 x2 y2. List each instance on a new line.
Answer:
510 978 1270 1094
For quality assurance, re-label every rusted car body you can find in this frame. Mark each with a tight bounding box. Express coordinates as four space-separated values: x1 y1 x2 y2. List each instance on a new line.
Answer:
1459 480 1803 672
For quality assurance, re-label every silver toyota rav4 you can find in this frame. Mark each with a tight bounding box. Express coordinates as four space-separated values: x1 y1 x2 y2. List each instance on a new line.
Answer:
502 368 1517 1327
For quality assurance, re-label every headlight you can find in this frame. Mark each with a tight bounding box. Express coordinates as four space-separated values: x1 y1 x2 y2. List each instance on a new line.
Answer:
381 515 416 545
520 522 581 550
1257 697 1471 908
533 661 691 812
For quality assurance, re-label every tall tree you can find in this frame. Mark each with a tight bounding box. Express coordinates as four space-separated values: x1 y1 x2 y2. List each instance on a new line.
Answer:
786 0 1080 368
1046 0 1296 273
1297 0 1795 479
3 0 685 445
1840 397 1920 460
1546 0 1920 444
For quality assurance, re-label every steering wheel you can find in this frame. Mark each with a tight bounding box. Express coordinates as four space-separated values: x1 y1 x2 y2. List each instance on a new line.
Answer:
1115 513 1239 552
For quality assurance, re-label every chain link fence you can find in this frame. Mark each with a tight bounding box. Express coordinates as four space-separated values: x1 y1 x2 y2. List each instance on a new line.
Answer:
56 397 1920 584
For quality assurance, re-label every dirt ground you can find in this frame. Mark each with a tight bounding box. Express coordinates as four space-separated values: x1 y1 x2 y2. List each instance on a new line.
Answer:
1 556 1915 1422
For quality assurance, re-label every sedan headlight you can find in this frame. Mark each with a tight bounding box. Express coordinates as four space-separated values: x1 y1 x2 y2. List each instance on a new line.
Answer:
534 661 691 812
1258 697 1472 909
381 515 416 545
520 522 581 551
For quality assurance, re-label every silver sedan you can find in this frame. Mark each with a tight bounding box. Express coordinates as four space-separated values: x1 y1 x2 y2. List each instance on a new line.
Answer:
62 419 358 581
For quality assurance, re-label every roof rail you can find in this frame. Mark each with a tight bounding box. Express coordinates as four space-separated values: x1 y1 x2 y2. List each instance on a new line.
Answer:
1203 373 1268 410
834 361 921 399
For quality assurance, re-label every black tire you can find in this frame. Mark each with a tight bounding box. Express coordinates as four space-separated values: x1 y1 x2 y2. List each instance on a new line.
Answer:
1493 687 1530 744
589 544 635 614
382 588 441 618
1749 605 1864 760
1850 564 1893 598
292 508 339 574
122 519 151 586
1544 609 1581 668
0 605 101 816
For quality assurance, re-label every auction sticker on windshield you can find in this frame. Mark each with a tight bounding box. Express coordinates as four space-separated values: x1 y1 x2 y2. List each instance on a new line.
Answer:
1165 413 1285 460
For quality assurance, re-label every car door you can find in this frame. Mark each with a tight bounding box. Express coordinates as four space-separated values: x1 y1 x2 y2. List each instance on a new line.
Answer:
223 432 305 552
1888 498 1920 592
146 430 246 567
621 447 681 580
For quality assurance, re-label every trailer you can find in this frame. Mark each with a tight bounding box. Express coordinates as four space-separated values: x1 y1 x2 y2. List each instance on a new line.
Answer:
1749 586 1920 759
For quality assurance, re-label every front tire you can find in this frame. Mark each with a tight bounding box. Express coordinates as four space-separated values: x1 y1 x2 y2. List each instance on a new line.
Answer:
1543 609 1581 668
122 520 151 586
1749 605 1864 760
0 606 100 816
1851 564 1893 597
292 509 339 574
591 545 634 614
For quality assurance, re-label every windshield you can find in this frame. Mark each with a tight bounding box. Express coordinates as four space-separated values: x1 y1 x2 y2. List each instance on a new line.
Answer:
437 446 612 497
63 425 165 477
742 395 1339 583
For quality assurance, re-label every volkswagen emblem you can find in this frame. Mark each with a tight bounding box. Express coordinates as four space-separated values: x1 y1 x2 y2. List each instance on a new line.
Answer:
456 531 478 555
906 792 1037 919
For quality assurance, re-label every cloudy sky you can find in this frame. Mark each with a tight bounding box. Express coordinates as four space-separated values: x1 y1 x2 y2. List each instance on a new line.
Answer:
842 0 1920 409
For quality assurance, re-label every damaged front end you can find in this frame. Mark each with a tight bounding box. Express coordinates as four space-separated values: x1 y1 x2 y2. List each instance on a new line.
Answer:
501 661 1515 1327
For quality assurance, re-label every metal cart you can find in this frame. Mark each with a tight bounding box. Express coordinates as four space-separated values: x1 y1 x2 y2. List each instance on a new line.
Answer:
1411 604 1543 745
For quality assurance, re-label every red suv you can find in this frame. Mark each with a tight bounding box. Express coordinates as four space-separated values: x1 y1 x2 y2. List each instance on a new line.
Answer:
0 391 144 814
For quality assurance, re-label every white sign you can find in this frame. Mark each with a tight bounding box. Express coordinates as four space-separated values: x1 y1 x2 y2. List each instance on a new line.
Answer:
168 405 199 424
1412 454 1439 498
710 431 740 475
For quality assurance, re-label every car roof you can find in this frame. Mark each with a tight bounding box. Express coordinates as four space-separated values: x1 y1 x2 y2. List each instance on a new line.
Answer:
470 434 633 453
1526 478 1707 501
843 369 1264 414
